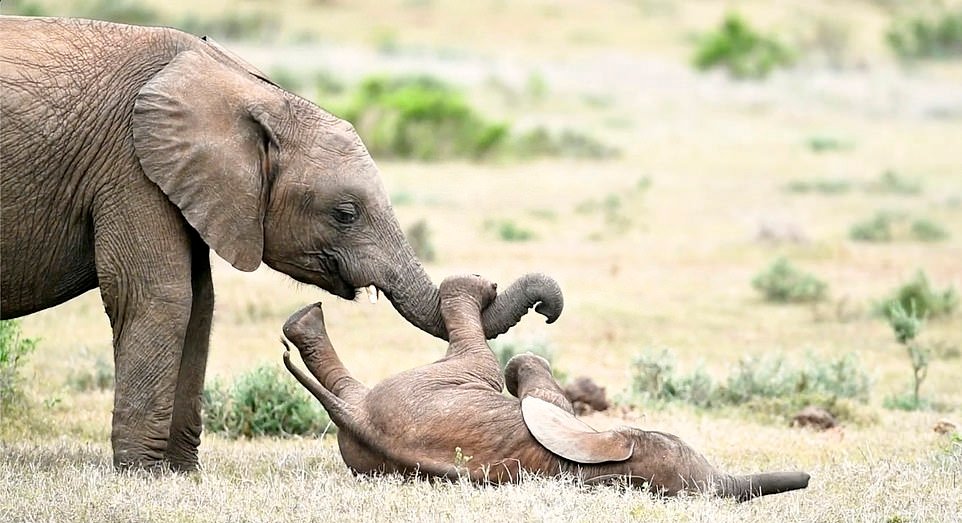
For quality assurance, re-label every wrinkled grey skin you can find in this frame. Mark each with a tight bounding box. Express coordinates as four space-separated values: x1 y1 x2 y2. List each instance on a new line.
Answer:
283 274 810 501
0 16 562 471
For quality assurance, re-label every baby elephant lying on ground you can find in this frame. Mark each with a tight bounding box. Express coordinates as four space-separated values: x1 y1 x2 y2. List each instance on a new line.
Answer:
282 274 810 501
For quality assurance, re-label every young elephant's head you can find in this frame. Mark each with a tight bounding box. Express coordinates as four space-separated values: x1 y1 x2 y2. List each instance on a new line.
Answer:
131 40 562 341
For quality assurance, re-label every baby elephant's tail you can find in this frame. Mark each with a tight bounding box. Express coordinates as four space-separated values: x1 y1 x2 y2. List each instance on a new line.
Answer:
715 471 811 502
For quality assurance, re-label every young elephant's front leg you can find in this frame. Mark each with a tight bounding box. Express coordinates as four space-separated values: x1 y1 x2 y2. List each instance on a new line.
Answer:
282 303 368 404
504 353 574 414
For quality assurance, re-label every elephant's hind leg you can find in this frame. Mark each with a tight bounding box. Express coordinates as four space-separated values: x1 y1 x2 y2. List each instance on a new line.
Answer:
165 240 214 471
504 353 574 414
282 303 368 404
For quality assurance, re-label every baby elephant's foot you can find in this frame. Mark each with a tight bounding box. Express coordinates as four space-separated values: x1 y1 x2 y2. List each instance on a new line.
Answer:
282 303 330 348
440 274 498 309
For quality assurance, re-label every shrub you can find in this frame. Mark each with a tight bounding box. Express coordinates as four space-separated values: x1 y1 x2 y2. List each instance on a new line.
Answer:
405 219 436 263
752 258 828 303
784 178 852 195
849 211 947 243
629 349 871 422
910 219 949 242
339 76 509 161
630 350 716 407
875 271 958 320
176 10 281 41
806 135 854 153
883 302 930 411
0 320 37 413
203 365 334 439
865 170 922 195
486 219 536 242
886 8 962 60
693 12 795 79
850 211 897 242
513 127 619 160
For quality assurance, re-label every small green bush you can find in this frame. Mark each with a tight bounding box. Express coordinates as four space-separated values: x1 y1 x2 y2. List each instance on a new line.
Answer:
405 219 436 263
629 349 871 422
693 12 795 79
486 219 536 242
0 320 37 413
865 170 922 195
806 135 854 153
850 211 897 242
339 76 509 161
203 365 334 439
886 8 962 60
910 219 949 242
875 271 958 320
784 178 852 195
752 258 828 303
630 350 716 407
849 211 947 243
513 127 619 160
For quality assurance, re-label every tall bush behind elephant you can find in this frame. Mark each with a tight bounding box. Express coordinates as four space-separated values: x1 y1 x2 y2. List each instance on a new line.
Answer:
0 16 562 470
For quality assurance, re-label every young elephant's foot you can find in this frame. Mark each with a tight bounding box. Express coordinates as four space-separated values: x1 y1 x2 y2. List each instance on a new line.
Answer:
282 302 330 348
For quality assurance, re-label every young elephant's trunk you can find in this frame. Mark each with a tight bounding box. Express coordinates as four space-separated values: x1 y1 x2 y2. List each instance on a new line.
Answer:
714 471 811 501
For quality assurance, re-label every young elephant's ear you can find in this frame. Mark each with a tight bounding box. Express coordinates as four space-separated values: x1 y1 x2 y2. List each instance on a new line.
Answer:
132 49 284 272
521 396 634 464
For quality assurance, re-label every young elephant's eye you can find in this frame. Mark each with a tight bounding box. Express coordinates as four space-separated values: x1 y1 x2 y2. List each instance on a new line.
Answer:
332 202 359 224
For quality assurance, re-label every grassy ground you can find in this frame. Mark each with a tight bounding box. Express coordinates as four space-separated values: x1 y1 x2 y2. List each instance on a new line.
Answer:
3 1 962 521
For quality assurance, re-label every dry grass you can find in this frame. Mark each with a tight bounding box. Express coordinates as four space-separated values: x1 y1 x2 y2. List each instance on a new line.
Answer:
4 0 962 521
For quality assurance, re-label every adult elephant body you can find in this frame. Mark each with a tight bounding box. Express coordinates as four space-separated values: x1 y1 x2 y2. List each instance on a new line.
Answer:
0 17 561 470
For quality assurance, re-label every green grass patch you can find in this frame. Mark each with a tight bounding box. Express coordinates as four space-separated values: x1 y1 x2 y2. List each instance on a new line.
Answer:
203 365 334 439
752 257 828 303
693 12 795 79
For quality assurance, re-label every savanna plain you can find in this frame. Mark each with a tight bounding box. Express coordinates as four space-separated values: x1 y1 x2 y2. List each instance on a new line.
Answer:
1 1 961 521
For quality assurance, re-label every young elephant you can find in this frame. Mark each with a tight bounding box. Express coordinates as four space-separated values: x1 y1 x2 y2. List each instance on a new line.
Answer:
282 275 810 501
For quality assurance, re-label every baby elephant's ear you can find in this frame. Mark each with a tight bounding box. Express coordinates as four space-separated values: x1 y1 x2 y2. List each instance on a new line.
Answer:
521 396 633 464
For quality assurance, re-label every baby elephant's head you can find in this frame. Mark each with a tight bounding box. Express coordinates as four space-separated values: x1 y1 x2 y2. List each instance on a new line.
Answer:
439 274 498 311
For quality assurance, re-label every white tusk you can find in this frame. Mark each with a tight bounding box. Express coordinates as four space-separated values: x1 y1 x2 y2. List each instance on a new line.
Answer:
367 285 379 304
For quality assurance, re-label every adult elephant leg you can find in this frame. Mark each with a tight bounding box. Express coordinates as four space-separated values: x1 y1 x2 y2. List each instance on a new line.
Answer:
165 239 214 471
95 202 194 470
503 353 574 414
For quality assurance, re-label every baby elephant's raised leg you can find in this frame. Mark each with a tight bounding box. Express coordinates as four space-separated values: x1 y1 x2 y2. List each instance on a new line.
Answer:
282 303 367 404
504 353 574 415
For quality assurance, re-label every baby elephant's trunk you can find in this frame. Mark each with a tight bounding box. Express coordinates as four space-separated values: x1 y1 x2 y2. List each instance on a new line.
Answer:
715 471 811 502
